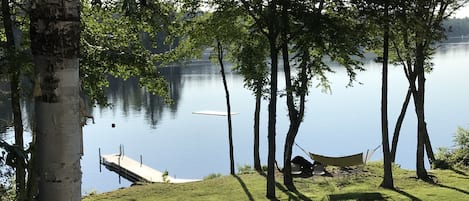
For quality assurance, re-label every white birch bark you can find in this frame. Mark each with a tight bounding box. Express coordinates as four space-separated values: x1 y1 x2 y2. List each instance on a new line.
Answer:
30 0 82 200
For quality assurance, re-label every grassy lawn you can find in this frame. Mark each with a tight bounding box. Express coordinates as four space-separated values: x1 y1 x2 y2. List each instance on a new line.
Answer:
83 163 469 201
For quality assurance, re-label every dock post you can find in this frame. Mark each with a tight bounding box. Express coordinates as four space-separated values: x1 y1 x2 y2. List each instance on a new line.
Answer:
118 156 121 184
119 144 125 157
99 148 102 172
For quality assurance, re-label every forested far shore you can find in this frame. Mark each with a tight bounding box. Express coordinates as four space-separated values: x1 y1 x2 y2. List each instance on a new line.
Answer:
444 17 469 37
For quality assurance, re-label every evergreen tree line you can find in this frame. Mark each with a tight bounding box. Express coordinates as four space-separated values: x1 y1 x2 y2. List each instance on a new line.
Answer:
444 17 469 37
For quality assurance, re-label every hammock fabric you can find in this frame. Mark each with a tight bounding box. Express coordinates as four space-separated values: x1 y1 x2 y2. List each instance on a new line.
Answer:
296 143 380 167
309 152 364 167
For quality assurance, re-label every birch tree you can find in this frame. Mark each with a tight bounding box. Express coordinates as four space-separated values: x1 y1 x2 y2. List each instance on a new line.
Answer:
30 0 82 200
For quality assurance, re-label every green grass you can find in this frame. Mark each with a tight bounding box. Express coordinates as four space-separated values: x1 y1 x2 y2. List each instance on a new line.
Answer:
83 163 469 201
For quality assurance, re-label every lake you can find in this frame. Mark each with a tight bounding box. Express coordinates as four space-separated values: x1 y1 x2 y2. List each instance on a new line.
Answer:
1 43 468 194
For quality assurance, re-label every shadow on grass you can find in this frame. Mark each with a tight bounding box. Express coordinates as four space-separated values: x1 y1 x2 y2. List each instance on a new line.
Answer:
425 174 469 195
233 175 255 201
323 192 386 201
449 167 469 177
259 172 312 201
394 189 422 201
274 181 312 201
433 183 469 195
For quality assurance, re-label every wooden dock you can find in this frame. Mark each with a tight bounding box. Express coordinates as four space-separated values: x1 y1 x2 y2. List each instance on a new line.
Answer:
192 110 239 116
101 154 200 183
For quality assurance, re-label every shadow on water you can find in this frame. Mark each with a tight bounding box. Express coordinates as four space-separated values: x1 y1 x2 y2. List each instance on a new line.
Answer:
323 192 387 201
233 175 255 201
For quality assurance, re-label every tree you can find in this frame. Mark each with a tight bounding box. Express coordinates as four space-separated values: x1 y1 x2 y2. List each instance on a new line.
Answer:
172 1 282 196
30 0 82 200
163 2 251 175
354 0 395 189
216 40 235 175
1 0 26 199
173 0 270 177
81 0 171 106
379 0 394 189
240 1 281 197
1 0 31 199
278 1 366 190
231 33 269 172
390 88 411 163
390 0 468 181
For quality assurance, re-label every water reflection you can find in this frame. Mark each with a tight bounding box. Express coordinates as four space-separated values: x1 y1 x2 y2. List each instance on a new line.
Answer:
100 66 183 128
1 44 468 195
0 81 12 136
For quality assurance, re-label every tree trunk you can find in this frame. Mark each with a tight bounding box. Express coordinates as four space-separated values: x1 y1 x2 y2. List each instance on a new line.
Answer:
217 41 235 175
423 125 435 165
26 139 38 200
30 0 82 199
281 40 300 191
265 1 279 199
380 5 394 188
414 43 429 181
253 84 262 172
266 40 278 199
283 124 300 190
11 70 27 200
1 0 27 199
390 88 411 162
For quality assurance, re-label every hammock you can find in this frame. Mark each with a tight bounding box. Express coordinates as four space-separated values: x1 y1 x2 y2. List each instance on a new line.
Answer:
296 143 380 167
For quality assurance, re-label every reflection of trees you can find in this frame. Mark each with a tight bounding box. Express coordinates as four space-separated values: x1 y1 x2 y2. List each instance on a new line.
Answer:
104 66 182 128
158 67 182 112
0 81 12 136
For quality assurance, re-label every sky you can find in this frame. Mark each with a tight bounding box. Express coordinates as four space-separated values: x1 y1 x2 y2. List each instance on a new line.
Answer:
454 4 469 18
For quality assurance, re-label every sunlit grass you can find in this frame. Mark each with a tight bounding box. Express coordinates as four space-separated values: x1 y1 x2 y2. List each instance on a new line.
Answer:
83 162 469 201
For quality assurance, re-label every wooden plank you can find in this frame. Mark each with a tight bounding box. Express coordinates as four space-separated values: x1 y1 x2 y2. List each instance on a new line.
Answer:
192 110 239 116
101 154 200 183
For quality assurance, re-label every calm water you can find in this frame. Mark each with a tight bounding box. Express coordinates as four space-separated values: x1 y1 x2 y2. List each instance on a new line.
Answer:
1 43 468 194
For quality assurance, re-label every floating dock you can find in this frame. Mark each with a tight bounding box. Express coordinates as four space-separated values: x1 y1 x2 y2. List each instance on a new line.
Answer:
192 110 239 116
101 154 200 183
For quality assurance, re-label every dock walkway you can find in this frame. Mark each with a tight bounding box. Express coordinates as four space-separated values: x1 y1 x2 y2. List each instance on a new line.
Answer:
101 154 200 183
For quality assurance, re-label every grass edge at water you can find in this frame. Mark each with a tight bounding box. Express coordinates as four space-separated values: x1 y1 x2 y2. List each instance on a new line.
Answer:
83 162 469 201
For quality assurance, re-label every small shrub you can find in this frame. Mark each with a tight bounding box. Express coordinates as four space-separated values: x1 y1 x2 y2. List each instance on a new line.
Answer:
162 170 170 183
0 151 15 201
203 173 222 180
435 126 469 169
335 176 353 189
237 164 254 174
84 189 99 197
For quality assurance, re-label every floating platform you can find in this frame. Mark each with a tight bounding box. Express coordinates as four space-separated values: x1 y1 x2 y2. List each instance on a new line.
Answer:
101 154 200 183
192 110 239 116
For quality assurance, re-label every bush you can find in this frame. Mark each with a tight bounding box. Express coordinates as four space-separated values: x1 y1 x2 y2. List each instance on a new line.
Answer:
237 164 254 174
0 150 15 201
434 126 469 169
203 173 222 180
